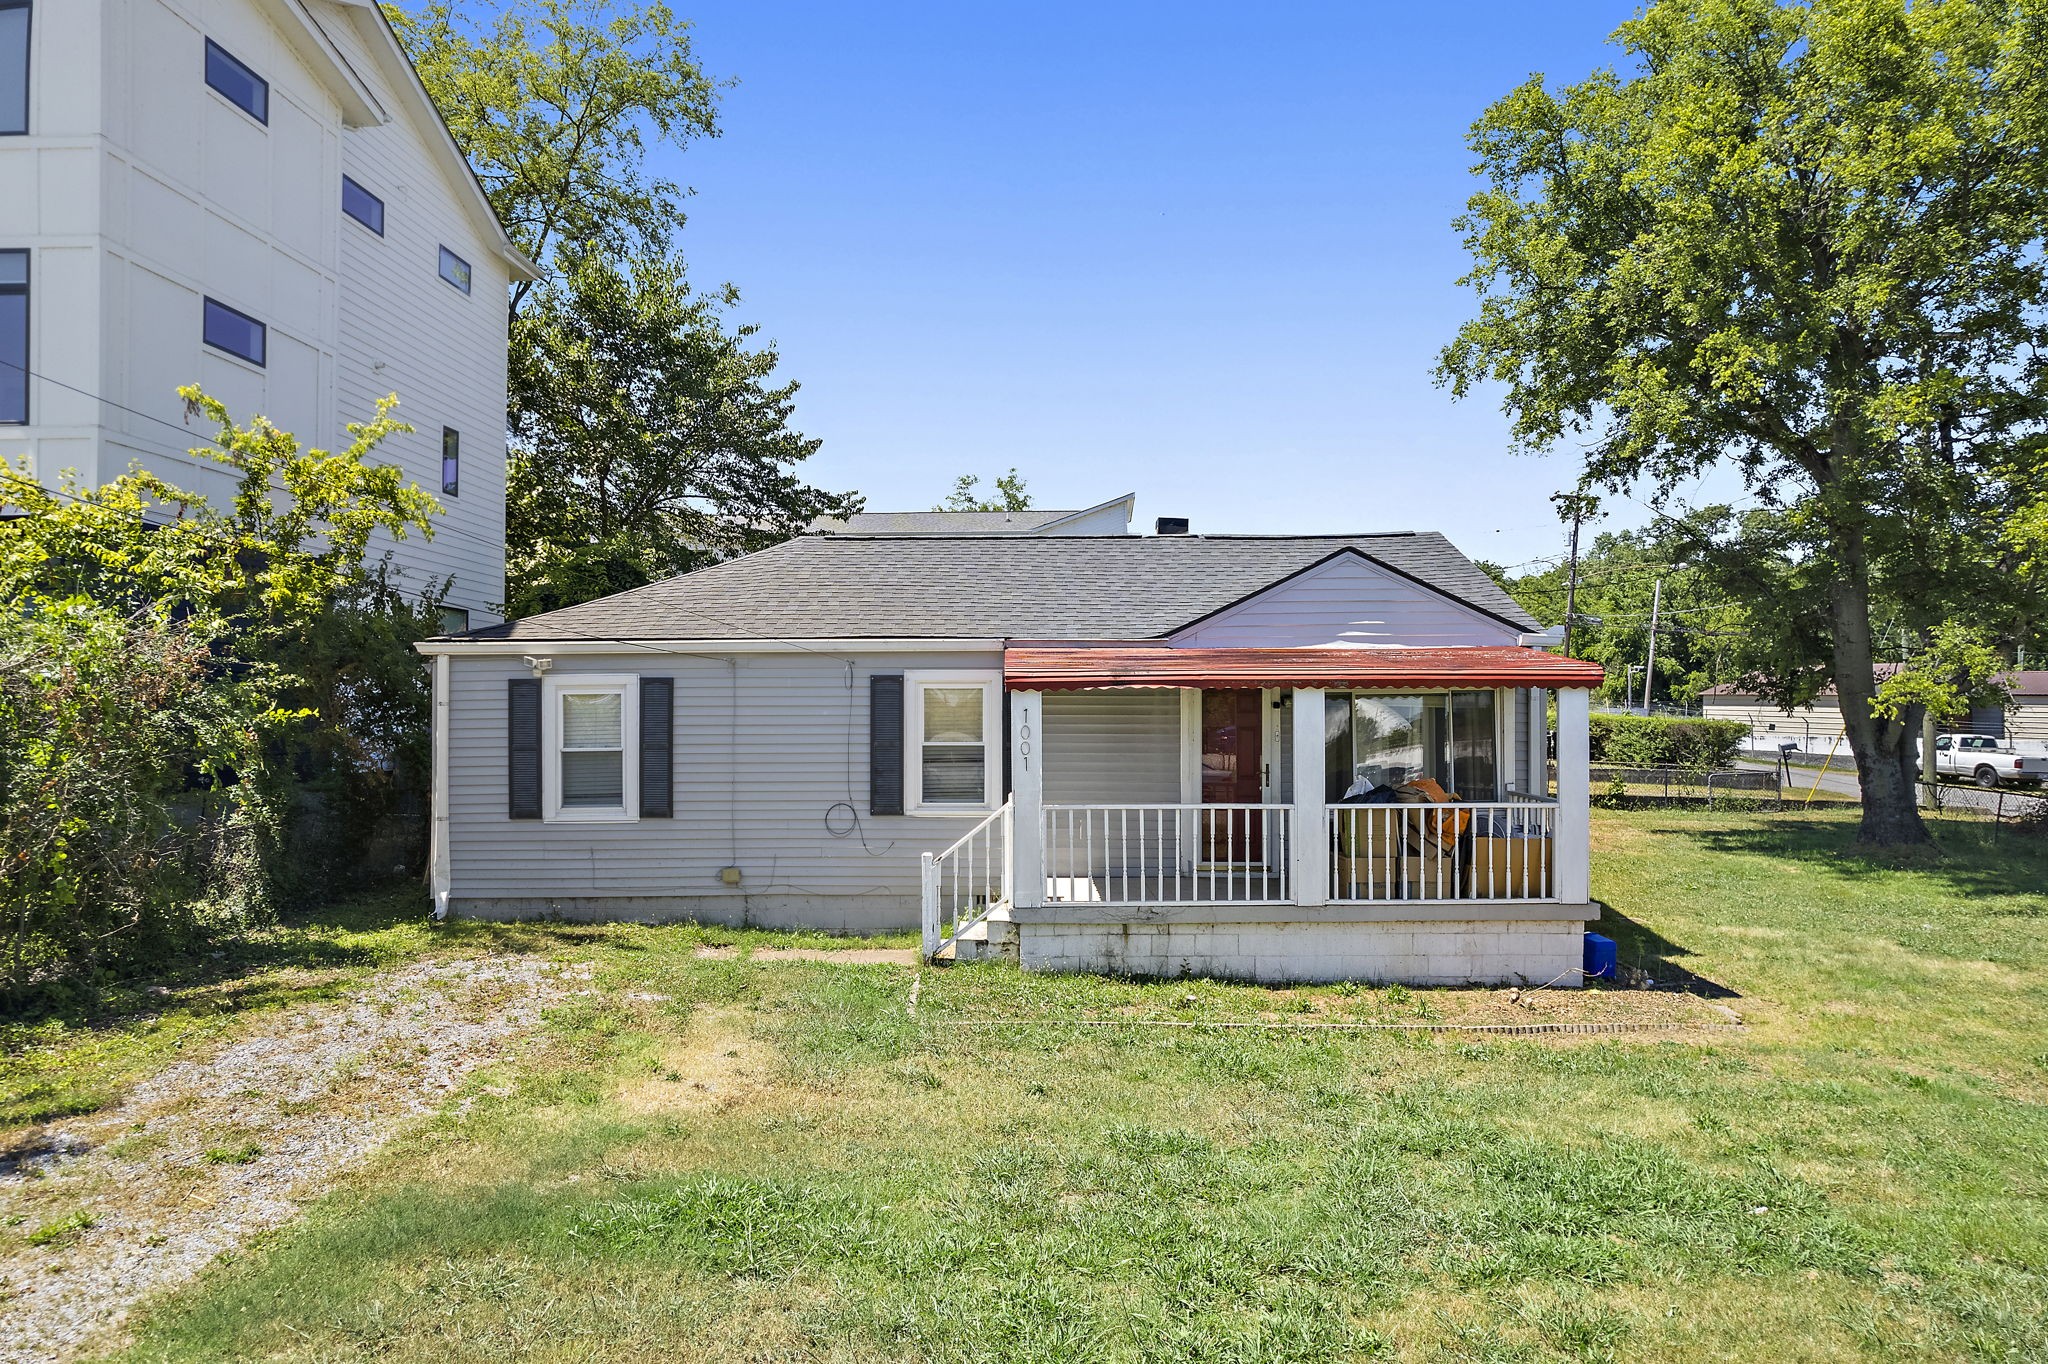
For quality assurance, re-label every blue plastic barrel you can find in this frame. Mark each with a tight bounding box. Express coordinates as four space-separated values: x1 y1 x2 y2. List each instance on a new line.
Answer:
1583 932 1617 982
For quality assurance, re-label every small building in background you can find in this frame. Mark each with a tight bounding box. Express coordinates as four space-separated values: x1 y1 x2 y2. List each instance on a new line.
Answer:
1702 673 2048 748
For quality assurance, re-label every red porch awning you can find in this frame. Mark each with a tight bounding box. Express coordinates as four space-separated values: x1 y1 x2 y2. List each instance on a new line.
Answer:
1003 646 1606 691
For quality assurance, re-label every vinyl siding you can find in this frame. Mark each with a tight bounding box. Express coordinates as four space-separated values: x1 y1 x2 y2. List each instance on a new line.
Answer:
1700 695 1849 744
313 3 509 623
445 650 1004 923
1705 693 2048 745
1172 553 1524 649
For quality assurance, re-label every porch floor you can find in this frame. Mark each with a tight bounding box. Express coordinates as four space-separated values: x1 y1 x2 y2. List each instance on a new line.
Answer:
1043 872 1288 905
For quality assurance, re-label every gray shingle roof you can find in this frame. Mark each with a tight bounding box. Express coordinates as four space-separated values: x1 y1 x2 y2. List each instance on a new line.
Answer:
455 533 1538 642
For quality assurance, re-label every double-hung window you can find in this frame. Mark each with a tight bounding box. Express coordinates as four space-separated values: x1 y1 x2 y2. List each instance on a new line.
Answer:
905 672 999 813
204 39 267 124
0 249 24 423
544 675 638 821
0 2 29 136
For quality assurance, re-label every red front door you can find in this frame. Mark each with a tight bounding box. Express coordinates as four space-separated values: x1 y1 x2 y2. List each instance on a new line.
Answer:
1201 690 1264 861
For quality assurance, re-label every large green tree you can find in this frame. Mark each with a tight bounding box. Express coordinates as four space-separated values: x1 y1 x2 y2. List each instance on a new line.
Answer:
1440 0 2048 844
506 254 850 615
387 1 853 612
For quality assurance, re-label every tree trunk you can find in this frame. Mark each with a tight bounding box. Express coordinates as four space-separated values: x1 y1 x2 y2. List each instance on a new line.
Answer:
1828 560 1932 845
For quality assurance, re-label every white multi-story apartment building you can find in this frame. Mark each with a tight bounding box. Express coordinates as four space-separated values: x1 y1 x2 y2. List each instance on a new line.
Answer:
0 0 536 627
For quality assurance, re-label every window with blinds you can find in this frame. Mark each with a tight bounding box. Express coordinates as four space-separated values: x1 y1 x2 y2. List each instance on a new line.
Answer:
540 676 639 821
906 673 998 813
559 691 624 808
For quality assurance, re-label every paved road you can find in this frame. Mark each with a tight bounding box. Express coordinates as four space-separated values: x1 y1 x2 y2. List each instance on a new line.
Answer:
1737 756 2027 815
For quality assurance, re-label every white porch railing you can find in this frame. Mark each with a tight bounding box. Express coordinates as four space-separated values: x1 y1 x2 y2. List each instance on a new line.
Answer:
920 800 1012 960
1041 803 1293 905
1327 800 1558 902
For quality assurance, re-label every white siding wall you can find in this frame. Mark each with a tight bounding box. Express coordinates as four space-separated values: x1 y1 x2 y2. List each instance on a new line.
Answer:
1043 502 1132 535
1700 695 1847 745
0 0 509 621
446 650 1006 928
1171 554 1524 649
1705 693 2048 745
316 3 509 621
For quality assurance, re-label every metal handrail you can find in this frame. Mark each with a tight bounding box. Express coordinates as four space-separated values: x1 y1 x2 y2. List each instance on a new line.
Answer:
920 799 1012 960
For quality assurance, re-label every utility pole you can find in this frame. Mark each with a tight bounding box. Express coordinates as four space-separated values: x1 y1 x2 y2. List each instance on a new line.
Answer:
1641 578 1663 713
1561 503 1584 658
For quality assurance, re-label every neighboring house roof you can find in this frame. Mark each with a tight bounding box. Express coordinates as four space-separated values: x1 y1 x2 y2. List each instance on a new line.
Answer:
814 493 1136 536
446 533 1539 643
1702 670 2048 700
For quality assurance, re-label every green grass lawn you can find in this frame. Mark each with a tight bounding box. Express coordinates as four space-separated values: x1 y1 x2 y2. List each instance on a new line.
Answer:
51 809 2048 1360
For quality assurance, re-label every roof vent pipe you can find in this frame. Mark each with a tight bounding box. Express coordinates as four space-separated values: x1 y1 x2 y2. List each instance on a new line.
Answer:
1155 517 1190 536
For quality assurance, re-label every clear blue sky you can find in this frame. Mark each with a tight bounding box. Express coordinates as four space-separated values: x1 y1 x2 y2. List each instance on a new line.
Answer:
654 0 1651 568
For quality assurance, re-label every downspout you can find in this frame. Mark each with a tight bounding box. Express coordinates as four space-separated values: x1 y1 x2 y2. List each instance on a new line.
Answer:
429 652 453 920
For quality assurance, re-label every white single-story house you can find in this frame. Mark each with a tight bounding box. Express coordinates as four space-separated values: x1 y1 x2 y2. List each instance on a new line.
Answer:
1703 672 2048 748
417 523 1605 985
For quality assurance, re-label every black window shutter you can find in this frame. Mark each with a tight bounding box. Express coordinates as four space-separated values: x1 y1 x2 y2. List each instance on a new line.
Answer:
507 678 542 819
870 673 905 815
641 677 674 818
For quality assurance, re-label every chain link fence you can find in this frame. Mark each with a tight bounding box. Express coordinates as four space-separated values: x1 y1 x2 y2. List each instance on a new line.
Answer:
1583 765 1783 805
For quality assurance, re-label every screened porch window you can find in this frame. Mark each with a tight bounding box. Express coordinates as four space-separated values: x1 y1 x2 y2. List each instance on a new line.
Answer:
907 672 998 812
1325 690 1497 802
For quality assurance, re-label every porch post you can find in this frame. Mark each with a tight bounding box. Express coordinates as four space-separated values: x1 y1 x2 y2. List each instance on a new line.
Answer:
1554 685 1592 904
1527 687 1550 796
1290 687 1326 906
1010 689 1044 908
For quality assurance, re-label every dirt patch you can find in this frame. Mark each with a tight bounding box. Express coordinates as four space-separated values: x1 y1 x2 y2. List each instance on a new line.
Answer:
692 946 919 966
1096 983 1740 1032
617 1012 773 1115
0 955 581 1364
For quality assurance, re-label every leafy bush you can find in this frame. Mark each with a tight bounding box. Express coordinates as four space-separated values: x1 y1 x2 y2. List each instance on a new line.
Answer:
1587 714 1747 769
1 391 440 1005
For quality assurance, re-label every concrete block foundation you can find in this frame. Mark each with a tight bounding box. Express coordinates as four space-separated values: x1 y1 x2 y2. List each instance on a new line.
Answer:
1013 911 1594 986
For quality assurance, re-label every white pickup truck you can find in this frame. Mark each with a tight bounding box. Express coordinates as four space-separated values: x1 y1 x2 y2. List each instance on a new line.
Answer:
1929 733 2048 788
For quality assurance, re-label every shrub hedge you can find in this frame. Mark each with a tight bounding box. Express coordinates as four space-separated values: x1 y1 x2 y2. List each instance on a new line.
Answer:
1587 713 1748 769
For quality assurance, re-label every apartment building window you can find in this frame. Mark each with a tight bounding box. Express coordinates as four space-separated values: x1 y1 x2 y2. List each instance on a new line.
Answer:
341 176 384 234
441 427 459 495
0 2 28 136
202 298 265 367
0 250 24 423
437 246 471 294
204 39 267 125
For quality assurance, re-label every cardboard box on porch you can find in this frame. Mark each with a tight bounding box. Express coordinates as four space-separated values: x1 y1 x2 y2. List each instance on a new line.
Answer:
1403 845 1462 897
1334 853 1414 895
1467 835 1553 898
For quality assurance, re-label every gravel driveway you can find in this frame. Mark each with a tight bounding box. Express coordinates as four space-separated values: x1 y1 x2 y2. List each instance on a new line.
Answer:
0 954 581 1364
